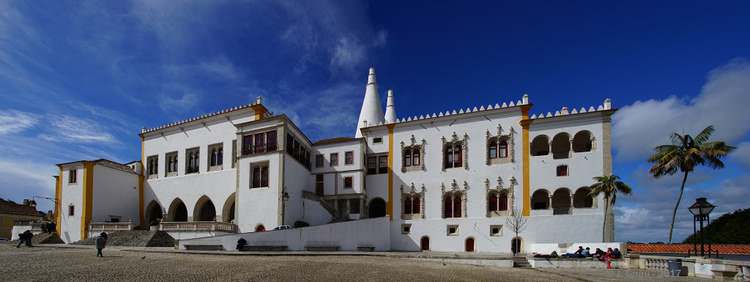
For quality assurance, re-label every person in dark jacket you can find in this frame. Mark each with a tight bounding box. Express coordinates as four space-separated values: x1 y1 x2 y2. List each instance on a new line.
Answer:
16 232 26 248
96 232 108 257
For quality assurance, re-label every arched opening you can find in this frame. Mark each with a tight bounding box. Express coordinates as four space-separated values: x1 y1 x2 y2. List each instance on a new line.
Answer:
167 198 188 222
368 198 386 218
530 135 549 156
551 133 571 159
531 190 549 210
551 188 572 215
572 131 593 152
145 201 163 226
193 195 216 222
222 193 236 223
465 237 475 252
443 192 463 218
511 237 522 255
420 236 430 251
255 224 265 232
573 187 594 208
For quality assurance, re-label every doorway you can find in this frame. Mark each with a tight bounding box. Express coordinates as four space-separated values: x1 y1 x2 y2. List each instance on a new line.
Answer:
420 236 430 251
511 237 522 255
465 237 475 252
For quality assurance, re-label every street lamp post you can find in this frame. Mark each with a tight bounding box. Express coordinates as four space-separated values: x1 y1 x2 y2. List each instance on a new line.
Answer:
688 197 715 257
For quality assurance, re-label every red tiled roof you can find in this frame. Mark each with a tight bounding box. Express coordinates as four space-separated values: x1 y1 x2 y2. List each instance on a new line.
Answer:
0 199 39 217
628 244 750 255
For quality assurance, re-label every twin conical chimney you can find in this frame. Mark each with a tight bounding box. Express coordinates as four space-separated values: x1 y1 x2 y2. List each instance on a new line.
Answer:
355 67 385 137
384 89 397 124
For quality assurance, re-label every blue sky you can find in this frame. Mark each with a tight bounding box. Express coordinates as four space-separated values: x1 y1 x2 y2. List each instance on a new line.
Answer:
1 1 749 243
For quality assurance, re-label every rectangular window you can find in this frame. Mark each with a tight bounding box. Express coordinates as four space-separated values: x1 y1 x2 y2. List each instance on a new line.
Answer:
242 135 253 155
349 199 360 214
147 155 158 177
232 140 237 168
208 143 223 168
447 224 459 236
185 147 200 174
373 137 383 143
557 165 568 177
250 162 269 188
403 146 421 168
444 142 463 169
315 174 324 196
344 176 353 189
490 225 503 237
401 224 411 234
286 134 294 154
315 154 324 168
68 205 75 216
165 151 178 176
378 155 388 174
330 153 339 166
366 156 377 174
68 169 77 184
345 151 354 165
266 130 277 151
254 133 266 153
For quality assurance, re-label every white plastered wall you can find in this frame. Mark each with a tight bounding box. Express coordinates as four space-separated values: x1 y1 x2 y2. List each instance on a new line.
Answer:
59 167 83 243
91 165 139 223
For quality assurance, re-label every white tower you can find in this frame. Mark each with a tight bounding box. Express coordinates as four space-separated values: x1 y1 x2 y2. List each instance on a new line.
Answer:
355 67 384 137
384 89 397 124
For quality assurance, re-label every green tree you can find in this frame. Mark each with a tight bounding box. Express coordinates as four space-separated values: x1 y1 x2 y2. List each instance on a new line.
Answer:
589 175 632 242
648 125 735 243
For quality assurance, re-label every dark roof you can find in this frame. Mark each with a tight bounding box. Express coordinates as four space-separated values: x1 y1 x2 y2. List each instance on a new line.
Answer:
0 199 40 217
312 137 361 146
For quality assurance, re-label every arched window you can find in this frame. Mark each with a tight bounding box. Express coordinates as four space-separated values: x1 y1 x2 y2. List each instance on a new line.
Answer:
488 138 498 159
573 187 594 208
444 142 463 169
572 131 593 152
551 188 571 215
499 140 508 158
443 192 463 218
402 194 421 215
531 190 549 210
530 135 549 156
551 133 571 159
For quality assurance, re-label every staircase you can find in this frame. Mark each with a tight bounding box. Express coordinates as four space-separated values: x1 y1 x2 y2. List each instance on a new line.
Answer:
73 230 175 247
11 232 64 245
302 191 338 217
512 256 531 268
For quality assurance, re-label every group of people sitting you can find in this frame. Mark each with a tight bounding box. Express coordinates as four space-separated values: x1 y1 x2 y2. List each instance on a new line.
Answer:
535 246 622 260
562 246 622 260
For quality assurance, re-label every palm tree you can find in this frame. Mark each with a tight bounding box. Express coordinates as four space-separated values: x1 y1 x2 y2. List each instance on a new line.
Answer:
648 125 735 243
589 175 632 242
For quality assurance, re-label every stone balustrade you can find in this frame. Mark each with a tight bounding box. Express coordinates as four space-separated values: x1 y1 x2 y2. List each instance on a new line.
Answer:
159 221 237 233
89 221 134 233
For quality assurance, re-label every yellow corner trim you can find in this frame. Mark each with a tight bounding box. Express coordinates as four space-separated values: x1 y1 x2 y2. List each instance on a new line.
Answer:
520 106 531 216
81 162 94 240
386 124 395 219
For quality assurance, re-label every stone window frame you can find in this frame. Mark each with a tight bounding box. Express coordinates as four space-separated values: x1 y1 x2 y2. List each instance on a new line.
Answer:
165 151 178 177
68 169 77 184
330 152 339 166
315 154 324 168
441 132 469 171
486 125 515 165
344 151 354 165
401 223 412 234
400 183 425 220
146 155 159 179
441 179 469 218
401 135 426 172
490 224 503 237
446 224 460 236
208 143 224 171
185 147 200 174
485 176 518 217
250 161 270 189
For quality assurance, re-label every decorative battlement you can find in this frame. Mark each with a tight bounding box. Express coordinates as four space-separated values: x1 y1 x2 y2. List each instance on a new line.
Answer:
140 99 265 135
529 98 612 120
367 94 531 127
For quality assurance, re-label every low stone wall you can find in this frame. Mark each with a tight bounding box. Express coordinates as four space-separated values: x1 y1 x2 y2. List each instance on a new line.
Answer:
529 258 624 269
179 217 390 251
627 254 750 280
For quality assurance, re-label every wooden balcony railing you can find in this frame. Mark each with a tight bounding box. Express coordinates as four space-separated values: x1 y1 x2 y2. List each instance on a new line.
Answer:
159 221 238 233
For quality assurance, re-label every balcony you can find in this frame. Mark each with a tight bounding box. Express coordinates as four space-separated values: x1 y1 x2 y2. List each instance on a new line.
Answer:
159 221 238 233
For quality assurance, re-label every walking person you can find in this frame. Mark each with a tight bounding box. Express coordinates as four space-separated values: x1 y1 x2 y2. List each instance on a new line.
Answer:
16 232 26 248
96 232 108 257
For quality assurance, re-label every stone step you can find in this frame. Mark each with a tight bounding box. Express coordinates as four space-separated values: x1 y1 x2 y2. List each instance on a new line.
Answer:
305 246 340 251
240 245 288 251
72 231 174 247
184 244 224 251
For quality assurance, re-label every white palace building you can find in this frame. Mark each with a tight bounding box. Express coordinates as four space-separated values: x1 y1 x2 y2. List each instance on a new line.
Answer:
53 68 618 253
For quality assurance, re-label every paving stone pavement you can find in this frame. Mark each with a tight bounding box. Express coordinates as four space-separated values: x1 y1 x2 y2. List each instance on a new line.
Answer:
0 244 706 281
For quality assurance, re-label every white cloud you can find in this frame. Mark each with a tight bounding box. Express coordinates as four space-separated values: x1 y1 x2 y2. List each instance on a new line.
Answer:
0 110 39 135
329 36 366 75
0 159 57 211
159 92 199 113
613 58 750 161
47 115 117 143
732 142 750 169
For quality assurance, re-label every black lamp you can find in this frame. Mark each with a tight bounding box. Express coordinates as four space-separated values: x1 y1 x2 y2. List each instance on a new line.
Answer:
688 197 715 257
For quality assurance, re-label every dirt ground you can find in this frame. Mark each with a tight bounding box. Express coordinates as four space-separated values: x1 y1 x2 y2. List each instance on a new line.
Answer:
0 244 704 281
